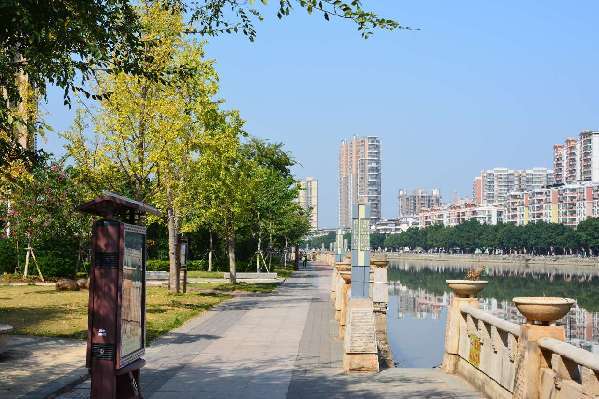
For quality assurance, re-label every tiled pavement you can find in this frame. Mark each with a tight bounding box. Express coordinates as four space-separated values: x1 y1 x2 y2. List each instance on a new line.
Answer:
58 263 482 399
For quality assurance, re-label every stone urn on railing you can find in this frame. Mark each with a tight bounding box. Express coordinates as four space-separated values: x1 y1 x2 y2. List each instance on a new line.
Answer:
513 297 575 326
446 265 488 298
510 296 575 398
442 266 488 373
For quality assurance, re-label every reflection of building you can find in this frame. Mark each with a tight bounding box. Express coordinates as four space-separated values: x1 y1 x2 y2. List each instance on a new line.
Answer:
298 177 318 230
399 189 441 217
389 264 599 351
391 281 448 320
339 136 381 227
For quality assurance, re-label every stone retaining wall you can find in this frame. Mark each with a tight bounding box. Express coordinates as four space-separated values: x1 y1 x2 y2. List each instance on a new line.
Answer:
389 252 599 268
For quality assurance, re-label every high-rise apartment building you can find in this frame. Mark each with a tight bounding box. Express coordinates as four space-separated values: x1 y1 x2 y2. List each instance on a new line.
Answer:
552 132 599 185
579 130 599 182
398 188 441 217
298 177 318 230
505 182 599 227
553 137 578 184
473 168 553 207
338 136 381 228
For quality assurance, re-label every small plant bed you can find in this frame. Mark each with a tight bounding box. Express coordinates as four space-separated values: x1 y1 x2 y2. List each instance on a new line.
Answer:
0 285 231 342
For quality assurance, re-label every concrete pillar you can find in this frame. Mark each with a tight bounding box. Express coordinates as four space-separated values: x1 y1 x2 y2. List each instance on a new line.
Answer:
371 257 389 306
513 325 566 399
343 298 379 373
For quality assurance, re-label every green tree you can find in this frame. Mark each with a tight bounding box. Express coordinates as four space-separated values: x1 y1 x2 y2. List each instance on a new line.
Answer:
184 112 250 284
64 3 220 292
1 156 90 277
577 218 599 252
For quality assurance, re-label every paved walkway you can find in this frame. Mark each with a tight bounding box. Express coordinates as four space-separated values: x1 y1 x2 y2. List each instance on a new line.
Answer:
60 263 481 399
0 336 86 399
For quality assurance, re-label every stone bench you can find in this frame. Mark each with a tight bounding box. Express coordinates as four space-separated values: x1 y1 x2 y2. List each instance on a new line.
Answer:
0 324 13 354
146 271 169 280
223 272 277 280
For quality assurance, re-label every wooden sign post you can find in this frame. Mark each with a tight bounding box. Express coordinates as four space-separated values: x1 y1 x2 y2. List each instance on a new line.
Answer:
78 192 160 399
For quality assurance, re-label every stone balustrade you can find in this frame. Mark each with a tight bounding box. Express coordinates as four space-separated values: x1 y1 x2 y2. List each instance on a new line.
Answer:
329 253 391 373
537 337 599 398
454 305 521 398
443 282 599 399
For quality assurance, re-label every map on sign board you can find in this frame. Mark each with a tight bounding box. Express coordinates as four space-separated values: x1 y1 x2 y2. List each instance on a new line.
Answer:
120 228 144 366
358 219 370 251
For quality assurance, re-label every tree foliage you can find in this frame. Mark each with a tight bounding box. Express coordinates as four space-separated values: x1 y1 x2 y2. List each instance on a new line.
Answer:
1 0 404 151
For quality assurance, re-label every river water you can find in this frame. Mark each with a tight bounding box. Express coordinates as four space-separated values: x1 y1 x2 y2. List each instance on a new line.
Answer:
387 259 599 368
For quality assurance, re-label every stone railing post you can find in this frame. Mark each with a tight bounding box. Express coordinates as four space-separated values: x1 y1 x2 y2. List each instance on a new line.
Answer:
338 271 351 338
371 257 389 308
334 260 351 320
441 279 488 373
511 297 574 399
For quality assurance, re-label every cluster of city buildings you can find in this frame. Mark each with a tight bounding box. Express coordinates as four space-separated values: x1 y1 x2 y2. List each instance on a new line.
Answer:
318 130 599 235
417 130 599 228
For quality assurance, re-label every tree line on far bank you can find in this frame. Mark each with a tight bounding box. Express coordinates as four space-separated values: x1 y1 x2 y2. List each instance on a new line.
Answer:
307 218 599 256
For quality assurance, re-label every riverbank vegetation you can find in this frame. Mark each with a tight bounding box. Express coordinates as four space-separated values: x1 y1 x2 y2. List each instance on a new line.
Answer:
390 267 599 312
307 219 599 256
384 219 599 255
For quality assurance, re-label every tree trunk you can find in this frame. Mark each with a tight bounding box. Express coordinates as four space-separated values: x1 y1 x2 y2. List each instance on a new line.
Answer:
228 232 237 284
208 230 213 272
284 237 288 269
167 204 180 293
256 235 261 273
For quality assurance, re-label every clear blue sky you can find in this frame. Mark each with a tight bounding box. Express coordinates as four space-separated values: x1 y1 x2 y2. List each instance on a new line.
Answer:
41 1 599 228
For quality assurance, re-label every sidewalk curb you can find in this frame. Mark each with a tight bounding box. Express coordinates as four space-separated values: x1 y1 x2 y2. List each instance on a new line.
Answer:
39 368 89 399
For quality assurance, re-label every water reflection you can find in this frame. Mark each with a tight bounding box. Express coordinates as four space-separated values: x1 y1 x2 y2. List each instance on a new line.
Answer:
387 260 599 368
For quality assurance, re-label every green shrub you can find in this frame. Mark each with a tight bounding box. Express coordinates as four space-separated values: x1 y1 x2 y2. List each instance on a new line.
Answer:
36 251 77 277
0 239 17 274
146 259 209 271
146 259 169 271
187 259 207 271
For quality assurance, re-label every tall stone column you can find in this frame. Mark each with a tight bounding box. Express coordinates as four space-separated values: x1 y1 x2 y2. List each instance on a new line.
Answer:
344 203 378 373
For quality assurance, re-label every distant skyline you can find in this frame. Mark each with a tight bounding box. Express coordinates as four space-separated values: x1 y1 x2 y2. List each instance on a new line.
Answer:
40 1 599 228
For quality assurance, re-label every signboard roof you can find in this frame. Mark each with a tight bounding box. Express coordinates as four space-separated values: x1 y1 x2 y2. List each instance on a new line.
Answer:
77 191 161 218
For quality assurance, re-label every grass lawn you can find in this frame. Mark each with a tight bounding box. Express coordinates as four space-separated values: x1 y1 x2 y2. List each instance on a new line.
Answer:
0 280 283 342
186 270 224 279
187 268 295 279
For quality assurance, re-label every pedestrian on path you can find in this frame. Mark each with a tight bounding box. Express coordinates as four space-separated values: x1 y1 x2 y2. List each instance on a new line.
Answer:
302 253 308 269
